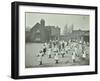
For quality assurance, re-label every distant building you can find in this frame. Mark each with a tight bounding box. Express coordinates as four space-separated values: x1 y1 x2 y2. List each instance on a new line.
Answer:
60 29 89 42
63 24 74 35
26 19 60 43
61 24 89 42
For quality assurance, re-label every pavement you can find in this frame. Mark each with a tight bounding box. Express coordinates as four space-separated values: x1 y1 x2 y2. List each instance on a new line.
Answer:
25 43 89 68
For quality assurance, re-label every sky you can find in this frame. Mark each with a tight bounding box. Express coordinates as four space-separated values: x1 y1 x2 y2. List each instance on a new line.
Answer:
25 12 89 34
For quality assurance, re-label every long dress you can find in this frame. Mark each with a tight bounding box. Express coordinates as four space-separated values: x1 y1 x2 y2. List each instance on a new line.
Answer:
54 53 59 64
72 52 76 62
82 51 86 59
74 47 78 56
65 45 69 54
78 44 82 56
47 48 51 58
42 45 46 56
38 52 43 62
54 53 59 60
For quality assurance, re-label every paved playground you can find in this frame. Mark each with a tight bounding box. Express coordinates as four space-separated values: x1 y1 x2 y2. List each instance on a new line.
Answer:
25 42 89 68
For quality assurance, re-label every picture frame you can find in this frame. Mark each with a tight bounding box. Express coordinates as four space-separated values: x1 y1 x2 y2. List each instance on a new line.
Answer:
11 1 98 79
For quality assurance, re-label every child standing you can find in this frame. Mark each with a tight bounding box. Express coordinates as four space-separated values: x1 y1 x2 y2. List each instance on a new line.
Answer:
37 50 43 65
82 50 86 60
54 51 59 64
47 47 52 58
42 44 46 56
72 51 76 63
61 48 65 58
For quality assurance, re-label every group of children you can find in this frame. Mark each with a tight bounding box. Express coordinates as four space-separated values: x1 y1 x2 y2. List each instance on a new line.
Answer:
37 39 89 65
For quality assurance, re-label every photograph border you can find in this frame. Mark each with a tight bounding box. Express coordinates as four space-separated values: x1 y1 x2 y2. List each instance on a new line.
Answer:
11 1 98 79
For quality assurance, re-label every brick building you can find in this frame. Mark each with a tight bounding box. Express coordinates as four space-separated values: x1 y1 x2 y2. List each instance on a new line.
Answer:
26 19 60 43
60 30 89 42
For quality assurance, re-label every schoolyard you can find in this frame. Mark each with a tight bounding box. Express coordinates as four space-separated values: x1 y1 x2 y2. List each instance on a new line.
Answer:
25 43 89 68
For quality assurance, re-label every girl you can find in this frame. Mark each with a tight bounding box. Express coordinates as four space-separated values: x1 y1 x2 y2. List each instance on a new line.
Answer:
37 50 43 65
82 50 86 60
42 44 46 56
54 51 59 64
61 48 65 58
72 51 76 63
47 47 52 58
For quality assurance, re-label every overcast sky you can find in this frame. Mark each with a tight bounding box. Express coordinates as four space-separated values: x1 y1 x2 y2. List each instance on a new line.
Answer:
25 12 89 34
